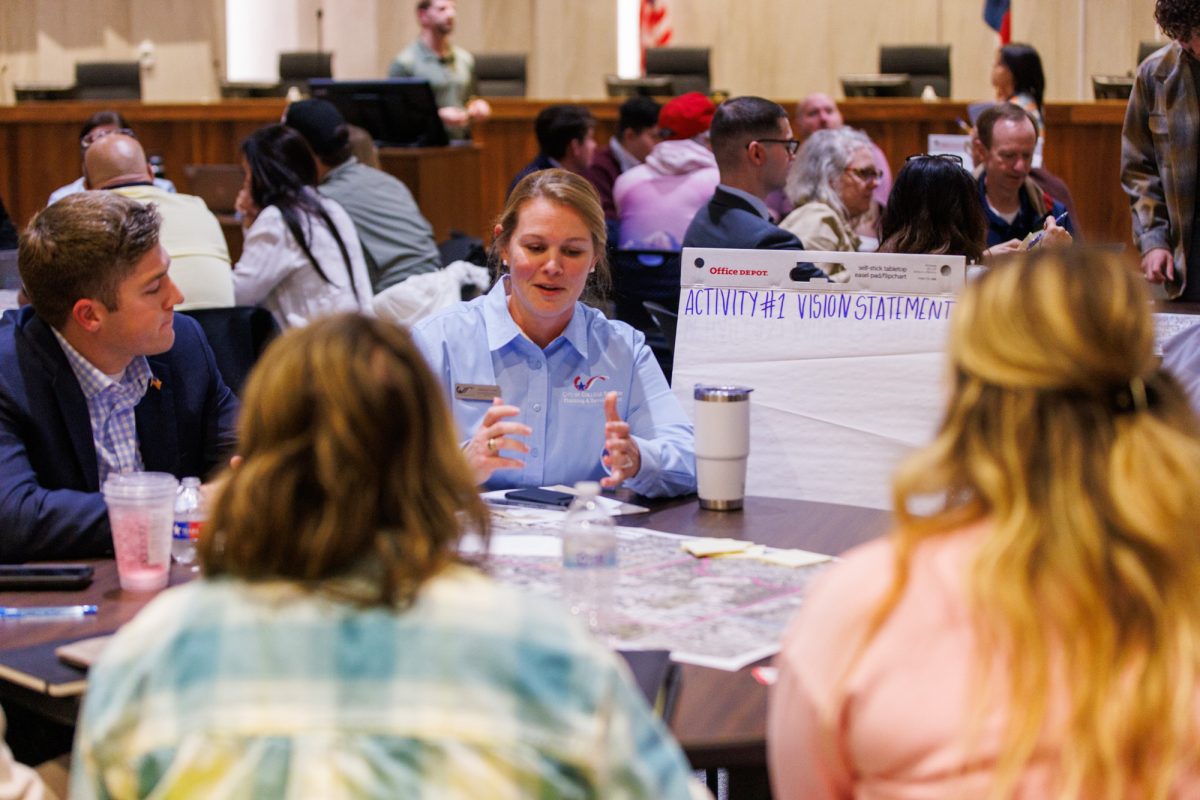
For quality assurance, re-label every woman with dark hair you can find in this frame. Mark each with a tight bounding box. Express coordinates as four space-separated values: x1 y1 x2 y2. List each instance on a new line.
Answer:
71 314 702 798
992 42 1046 132
233 124 371 328
878 154 988 263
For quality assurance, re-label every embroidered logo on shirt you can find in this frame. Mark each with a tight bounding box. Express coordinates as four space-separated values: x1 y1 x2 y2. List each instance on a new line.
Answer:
573 375 608 391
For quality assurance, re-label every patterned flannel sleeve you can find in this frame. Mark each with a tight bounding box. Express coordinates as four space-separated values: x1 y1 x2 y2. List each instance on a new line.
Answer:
594 653 708 799
1121 63 1173 255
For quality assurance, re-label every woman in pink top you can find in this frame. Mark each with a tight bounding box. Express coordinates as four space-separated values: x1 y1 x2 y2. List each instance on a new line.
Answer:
769 248 1200 799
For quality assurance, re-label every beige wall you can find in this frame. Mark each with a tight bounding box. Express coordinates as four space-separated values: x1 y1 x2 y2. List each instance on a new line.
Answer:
0 0 224 103
0 0 1163 104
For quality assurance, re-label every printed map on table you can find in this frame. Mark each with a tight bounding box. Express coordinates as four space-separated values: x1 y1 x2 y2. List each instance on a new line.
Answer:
476 513 832 671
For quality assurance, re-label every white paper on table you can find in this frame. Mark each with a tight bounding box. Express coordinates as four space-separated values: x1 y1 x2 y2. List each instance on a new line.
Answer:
459 532 562 558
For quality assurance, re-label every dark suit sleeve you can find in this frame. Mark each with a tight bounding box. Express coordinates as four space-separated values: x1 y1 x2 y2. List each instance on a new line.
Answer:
759 227 806 251
0 391 111 562
757 228 830 281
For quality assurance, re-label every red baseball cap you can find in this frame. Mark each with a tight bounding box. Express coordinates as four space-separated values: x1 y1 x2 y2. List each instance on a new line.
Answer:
658 92 716 140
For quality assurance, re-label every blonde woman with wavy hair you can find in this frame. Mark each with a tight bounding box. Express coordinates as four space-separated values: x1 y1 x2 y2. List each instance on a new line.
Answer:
71 314 702 799
768 248 1200 799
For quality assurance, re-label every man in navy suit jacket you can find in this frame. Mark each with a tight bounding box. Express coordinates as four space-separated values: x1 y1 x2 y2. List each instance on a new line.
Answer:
0 193 238 562
682 96 825 281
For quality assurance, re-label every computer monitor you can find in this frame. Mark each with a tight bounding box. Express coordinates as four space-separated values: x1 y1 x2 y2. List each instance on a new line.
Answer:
605 75 674 98
839 73 912 98
308 78 449 148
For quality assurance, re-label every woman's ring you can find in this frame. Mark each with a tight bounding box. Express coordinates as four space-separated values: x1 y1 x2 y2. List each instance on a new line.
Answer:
487 437 498 453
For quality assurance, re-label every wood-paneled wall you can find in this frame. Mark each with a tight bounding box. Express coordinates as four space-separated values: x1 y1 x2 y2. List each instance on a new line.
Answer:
0 98 1132 254
0 0 1160 104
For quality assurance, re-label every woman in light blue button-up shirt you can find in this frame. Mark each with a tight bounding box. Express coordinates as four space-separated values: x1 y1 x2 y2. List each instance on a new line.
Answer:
412 169 696 498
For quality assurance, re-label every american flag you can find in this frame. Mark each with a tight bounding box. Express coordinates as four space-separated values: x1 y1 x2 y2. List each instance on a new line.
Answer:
983 0 1011 44
640 0 672 65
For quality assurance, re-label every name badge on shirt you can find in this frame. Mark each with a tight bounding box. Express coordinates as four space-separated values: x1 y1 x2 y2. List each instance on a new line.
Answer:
455 383 502 402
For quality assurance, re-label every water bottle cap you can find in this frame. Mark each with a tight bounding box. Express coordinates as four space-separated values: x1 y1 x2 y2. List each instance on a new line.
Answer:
573 481 601 497
181 476 202 488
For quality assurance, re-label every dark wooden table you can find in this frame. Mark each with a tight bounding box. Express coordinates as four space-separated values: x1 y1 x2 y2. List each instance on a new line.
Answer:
0 495 891 790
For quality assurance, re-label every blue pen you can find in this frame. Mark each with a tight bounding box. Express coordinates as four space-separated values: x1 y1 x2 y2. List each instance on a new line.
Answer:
0 604 97 620
1027 212 1069 248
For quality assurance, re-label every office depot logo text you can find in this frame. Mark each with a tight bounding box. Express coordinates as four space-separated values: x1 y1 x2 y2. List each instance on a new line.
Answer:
708 266 769 277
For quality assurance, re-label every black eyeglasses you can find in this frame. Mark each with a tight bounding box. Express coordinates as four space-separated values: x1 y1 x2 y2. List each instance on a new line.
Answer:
749 138 801 156
845 166 884 181
81 127 137 149
905 152 964 165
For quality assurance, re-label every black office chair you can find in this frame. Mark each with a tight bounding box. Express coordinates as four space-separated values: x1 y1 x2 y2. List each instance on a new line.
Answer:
74 61 141 100
183 165 243 216
278 51 333 94
473 53 527 97
1138 40 1164 66
611 249 681 331
644 47 710 96
1092 75 1135 100
0 250 20 292
181 306 281 396
879 45 950 98
642 301 678 384
611 249 681 379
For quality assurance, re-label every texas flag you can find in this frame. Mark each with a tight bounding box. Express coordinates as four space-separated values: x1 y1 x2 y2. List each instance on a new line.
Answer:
984 0 1011 44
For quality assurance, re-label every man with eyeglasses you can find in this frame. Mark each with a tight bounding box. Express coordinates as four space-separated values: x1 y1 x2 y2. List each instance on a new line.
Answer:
47 111 176 207
681 96 826 276
1122 0 1200 300
971 103 1073 251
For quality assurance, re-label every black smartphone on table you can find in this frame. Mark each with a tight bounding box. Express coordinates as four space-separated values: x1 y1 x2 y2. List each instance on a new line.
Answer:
0 564 95 590
503 488 576 508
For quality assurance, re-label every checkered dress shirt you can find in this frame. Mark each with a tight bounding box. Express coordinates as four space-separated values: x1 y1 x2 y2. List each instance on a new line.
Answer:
52 329 150 485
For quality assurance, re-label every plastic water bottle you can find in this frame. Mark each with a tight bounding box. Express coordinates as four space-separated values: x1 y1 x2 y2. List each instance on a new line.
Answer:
561 481 618 633
172 477 204 565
